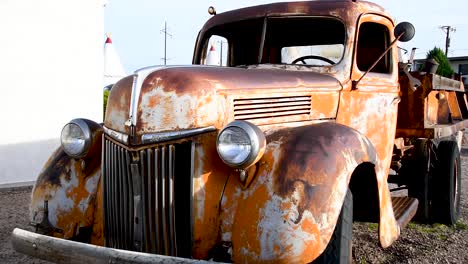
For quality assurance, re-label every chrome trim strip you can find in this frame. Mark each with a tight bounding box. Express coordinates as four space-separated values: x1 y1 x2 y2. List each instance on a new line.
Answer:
141 126 216 144
11 228 212 264
103 126 129 145
129 66 166 126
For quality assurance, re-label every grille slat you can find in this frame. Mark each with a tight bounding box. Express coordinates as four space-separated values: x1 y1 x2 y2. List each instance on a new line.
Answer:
234 101 311 110
154 148 162 253
104 138 192 257
123 151 134 249
131 162 142 251
161 146 169 255
118 146 125 249
110 144 117 247
168 145 176 256
234 96 312 123
235 105 311 115
140 150 149 252
121 150 131 248
236 109 312 120
234 96 311 105
147 149 156 253
103 141 109 246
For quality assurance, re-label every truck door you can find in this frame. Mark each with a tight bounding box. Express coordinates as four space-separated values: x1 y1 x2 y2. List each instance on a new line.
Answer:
337 14 399 177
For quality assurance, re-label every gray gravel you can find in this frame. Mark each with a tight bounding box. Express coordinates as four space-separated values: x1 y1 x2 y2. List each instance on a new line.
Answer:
2 149 468 264
353 149 468 264
0 187 50 264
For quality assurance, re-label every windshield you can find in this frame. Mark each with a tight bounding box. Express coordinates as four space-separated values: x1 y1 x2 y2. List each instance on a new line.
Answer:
200 17 346 67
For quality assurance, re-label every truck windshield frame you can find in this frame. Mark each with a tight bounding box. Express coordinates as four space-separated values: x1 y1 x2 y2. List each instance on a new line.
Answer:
198 16 346 68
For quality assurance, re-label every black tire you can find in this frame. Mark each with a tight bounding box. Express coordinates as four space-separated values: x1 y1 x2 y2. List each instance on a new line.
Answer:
407 139 432 222
313 189 353 264
432 140 461 225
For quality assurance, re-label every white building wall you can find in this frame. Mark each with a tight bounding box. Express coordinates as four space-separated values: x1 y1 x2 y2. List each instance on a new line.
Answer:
0 0 105 186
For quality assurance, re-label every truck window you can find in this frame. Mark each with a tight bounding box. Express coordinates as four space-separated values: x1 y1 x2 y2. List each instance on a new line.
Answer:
356 22 392 73
199 17 345 67
263 17 345 66
201 18 264 66
202 35 228 66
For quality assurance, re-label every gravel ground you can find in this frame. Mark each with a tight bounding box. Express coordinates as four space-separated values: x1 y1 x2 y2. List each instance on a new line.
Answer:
0 187 50 264
1 150 468 264
352 147 468 264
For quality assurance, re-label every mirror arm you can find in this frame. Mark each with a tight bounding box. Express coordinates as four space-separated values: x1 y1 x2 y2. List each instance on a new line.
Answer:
352 33 403 90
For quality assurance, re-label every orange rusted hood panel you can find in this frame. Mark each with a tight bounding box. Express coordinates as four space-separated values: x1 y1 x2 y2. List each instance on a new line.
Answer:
104 66 342 137
104 75 134 135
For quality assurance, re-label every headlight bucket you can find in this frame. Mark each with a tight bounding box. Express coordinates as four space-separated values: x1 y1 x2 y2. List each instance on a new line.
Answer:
216 121 266 169
61 119 102 159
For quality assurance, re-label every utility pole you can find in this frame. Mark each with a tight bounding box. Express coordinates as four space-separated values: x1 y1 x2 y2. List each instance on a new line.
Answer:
160 21 172 65
440 26 456 56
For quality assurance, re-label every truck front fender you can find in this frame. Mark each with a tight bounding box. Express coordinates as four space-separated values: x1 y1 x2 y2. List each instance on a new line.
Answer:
220 122 397 263
30 136 102 244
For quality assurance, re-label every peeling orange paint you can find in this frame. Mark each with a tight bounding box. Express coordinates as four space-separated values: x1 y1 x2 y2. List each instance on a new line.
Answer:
24 1 468 263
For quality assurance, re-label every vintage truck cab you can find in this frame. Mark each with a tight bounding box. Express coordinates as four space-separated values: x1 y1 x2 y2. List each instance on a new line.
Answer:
12 1 464 263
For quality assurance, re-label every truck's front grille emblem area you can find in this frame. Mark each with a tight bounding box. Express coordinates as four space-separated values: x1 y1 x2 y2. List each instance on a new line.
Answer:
234 95 312 124
103 137 193 257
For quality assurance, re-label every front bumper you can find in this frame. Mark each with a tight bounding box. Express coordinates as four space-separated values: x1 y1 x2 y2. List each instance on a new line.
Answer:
11 228 215 264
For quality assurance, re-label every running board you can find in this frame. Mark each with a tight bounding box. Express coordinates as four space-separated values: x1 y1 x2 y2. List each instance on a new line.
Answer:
392 197 419 229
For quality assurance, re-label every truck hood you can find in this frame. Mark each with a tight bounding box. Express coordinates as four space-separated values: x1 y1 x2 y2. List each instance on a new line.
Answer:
104 66 341 143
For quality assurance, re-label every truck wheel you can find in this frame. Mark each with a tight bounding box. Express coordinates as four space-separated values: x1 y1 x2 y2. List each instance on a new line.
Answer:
407 139 431 222
432 140 461 225
313 189 353 264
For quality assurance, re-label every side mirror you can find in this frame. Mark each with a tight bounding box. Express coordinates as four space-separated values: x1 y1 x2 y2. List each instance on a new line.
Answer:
395 22 415 42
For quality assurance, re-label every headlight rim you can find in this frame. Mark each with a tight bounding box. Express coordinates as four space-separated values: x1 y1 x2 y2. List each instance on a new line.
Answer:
60 119 93 159
216 120 266 169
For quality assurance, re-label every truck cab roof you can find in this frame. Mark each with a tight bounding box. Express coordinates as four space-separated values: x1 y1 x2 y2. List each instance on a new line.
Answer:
200 0 389 31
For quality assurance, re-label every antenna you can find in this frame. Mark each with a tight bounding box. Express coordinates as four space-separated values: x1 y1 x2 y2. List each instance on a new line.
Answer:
160 21 173 65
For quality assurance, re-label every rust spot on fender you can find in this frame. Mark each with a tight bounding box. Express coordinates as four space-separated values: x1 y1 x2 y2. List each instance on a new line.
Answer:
36 147 69 187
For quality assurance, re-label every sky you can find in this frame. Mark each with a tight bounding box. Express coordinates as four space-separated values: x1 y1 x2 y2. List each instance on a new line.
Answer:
105 0 468 73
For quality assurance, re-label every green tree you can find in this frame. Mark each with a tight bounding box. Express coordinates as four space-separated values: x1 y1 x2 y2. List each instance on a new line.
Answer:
426 47 454 78
104 89 110 117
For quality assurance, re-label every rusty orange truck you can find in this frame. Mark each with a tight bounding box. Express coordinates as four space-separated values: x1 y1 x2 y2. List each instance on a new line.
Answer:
12 1 465 263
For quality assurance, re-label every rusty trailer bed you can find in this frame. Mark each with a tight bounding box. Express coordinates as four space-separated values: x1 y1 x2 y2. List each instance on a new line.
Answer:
396 72 468 139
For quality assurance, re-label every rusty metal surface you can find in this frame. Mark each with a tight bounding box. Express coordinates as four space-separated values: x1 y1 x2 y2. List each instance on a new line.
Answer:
391 197 418 229
397 73 432 129
426 73 465 92
397 71 468 137
217 122 377 262
396 120 468 139
104 66 342 145
191 133 231 259
336 13 401 247
27 1 457 262
30 141 103 242
100 1 401 259
104 75 134 134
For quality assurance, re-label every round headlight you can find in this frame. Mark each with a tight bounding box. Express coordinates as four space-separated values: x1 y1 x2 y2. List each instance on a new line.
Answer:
61 119 94 158
216 121 266 169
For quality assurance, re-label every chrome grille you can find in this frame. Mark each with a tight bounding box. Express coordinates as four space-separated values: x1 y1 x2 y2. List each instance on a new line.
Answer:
103 137 193 257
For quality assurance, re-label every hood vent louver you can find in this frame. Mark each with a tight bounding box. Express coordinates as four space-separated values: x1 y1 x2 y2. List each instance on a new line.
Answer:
233 95 312 125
